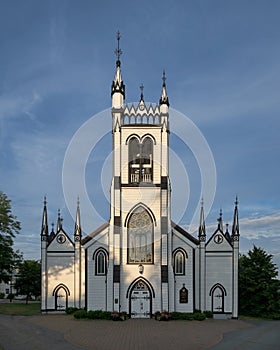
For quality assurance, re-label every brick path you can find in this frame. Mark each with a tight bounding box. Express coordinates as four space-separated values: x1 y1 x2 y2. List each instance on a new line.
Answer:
29 315 251 350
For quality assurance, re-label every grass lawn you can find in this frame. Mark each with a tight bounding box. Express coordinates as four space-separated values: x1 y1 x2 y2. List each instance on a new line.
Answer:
0 302 41 316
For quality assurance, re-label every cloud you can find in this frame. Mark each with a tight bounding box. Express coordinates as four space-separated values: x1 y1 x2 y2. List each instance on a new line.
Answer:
239 213 280 240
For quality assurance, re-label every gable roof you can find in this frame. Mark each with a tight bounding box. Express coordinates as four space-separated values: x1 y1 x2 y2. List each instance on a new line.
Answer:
171 221 199 245
81 221 109 245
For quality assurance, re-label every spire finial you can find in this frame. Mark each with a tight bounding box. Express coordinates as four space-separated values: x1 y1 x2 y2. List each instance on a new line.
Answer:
162 69 166 86
201 197 204 207
57 209 62 232
235 195 238 206
140 84 144 101
217 208 223 231
114 31 122 64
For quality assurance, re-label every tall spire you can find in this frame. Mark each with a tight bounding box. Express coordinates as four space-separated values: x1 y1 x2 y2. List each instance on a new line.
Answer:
217 208 223 232
111 31 125 100
232 196 239 237
74 197 82 237
159 70 169 107
41 196 48 236
198 198 206 239
57 209 62 232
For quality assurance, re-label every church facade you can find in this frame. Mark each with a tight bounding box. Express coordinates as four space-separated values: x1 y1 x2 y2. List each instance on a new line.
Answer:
41 38 239 318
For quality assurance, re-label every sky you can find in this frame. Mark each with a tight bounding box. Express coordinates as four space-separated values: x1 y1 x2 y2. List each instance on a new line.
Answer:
0 0 279 272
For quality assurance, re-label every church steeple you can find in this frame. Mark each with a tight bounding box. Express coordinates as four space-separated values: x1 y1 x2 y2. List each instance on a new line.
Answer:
159 70 169 107
111 31 125 108
74 197 82 238
232 196 239 237
41 196 48 236
198 198 206 240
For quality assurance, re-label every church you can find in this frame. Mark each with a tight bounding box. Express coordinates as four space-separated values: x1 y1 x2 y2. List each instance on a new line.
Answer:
41 35 239 319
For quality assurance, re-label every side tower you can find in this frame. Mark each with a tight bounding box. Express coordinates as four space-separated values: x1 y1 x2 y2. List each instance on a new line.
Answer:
40 200 84 312
41 197 49 312
232 197 239 318
108 33 172 317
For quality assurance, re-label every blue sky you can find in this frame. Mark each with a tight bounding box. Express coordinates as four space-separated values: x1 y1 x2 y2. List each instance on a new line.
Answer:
0 0 279 271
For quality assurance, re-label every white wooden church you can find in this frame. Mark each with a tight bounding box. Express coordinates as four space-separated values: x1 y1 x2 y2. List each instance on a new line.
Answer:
41 36 239 318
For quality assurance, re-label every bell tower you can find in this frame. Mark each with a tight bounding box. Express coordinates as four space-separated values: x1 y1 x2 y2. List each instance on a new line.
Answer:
108 33 172 315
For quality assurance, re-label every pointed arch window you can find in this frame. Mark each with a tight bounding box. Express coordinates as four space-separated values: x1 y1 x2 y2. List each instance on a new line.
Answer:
174 250 186 275
128 207 154 264
129 137 153 184
95 250 107 275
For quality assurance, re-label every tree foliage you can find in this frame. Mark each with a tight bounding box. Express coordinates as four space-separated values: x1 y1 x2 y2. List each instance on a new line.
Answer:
239 246 280 317
15 260 41 303
0 192 21 237
0 192 22 283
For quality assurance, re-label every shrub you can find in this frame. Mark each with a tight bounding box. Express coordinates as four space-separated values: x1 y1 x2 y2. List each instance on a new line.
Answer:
203 310 213 318
271 313 280 320
7 293 14 301
87 310 111 320
170 312 193 320
0 292 5 299
73 309 88 319
170 312 182 320
193 312 206 321
66 307 79 315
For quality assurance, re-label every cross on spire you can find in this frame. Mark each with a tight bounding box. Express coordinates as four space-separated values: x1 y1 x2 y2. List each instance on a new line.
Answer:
140 84 144 101
114 31 122 62
162 70 166 86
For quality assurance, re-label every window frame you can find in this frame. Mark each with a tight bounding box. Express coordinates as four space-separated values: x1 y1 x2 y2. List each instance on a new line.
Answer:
128 137 153 184
173 249 186 275
127 208 154 264
94 249 108 276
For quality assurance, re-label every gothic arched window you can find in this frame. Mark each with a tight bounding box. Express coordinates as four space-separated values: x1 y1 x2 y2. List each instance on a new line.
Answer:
174 250 185 275
95 250 107 275
128 207 153 264
129 137 153 184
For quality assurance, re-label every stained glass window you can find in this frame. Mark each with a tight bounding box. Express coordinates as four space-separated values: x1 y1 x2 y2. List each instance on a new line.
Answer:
128 208 153 263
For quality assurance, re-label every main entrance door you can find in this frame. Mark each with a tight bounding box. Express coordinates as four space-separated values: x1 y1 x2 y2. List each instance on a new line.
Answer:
55 286 68 310
211 285 225 313
130 280 151 318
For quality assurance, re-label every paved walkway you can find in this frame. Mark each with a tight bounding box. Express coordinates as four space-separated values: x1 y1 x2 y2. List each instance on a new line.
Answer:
0 314 279 350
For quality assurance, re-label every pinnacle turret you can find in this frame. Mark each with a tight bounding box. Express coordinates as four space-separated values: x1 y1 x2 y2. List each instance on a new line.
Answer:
217 208 223 232
41 196 48 236
57 209 62 232
74 197 82 237
198 198 206 240
232 196 239 237
111 31 125 102
140 84 144 102
159 70 169 107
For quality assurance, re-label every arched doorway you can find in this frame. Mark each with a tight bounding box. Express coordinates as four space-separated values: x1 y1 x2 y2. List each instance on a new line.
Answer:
129 279 152 318
210 284 226 313
53 284 70 311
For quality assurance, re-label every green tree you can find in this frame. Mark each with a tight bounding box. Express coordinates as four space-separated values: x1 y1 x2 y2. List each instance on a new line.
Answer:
15 260 41 303
0 192 22 283
239 246 280 317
